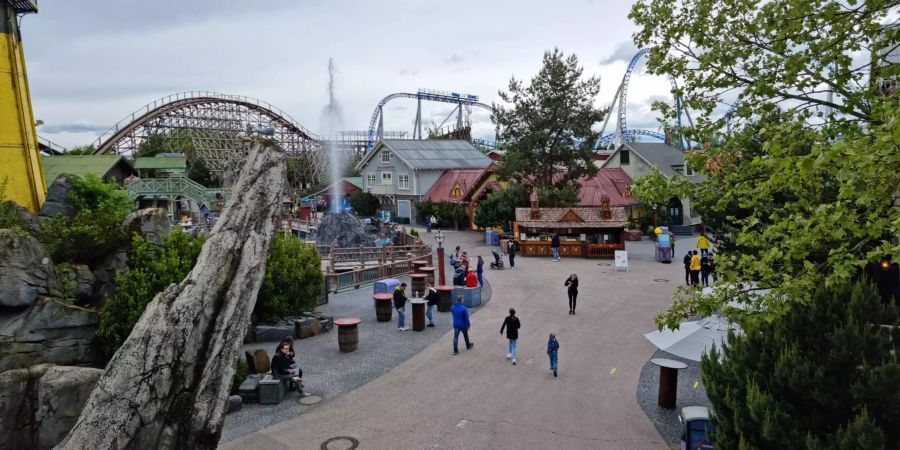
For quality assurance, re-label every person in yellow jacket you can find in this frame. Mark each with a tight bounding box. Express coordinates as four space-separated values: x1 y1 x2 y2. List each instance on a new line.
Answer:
697 232 710 257
689 250 701 286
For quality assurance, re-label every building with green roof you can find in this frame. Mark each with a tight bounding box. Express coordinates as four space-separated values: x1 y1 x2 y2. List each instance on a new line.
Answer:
41 155 136 186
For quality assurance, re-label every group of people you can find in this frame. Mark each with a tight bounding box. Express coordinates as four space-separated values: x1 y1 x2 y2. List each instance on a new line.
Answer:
683 232 716 287
270 336 304 395
450 245 485 287
392 281 442 331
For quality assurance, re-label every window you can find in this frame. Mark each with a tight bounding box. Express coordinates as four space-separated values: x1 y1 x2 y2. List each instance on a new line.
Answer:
685 164 694 176
398 173 410 190
620 150 630 165
380 172 393 185
366 173 376 187
380 151 392 164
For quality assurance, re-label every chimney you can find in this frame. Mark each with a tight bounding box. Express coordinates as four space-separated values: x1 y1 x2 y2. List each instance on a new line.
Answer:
664 131 673 146
530 186 541 220
600 195 612 220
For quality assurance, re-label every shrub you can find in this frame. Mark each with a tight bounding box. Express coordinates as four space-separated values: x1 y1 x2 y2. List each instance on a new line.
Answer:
349 191 379 216
230 358 249 395
255 234 323 323
409 228 419 237
701 282 900 449
40 174 134 266
96 230 204 358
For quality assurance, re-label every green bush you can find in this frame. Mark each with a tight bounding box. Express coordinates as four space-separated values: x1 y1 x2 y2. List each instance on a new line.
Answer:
701 282 900 449
40 174 134 266
231 358 249 395
409 228 419 237
255 234 323 323
96 230 204 358
349 191 379 216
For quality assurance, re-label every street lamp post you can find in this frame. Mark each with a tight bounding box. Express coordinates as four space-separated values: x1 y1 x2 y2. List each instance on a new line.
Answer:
435 229 446 286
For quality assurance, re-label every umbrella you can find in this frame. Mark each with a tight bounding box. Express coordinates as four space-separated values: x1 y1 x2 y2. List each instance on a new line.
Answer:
644 315 739 362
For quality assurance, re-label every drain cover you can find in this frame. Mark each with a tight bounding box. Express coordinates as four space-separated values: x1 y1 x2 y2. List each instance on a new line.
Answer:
653 279 670 283
321 436 359 450
299 395 322 405
597 263 611 266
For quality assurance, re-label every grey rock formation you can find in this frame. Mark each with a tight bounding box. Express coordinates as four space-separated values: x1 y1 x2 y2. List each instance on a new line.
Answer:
90 250 127 305
0 230 60 308
58 144 287 450
254 325 294 342
123 207 172 245
71 265 95 305
226 395 243 414
38 174 77 219
0 299 101 373
0 364 102 450
314 211 375 248
1 200 43 234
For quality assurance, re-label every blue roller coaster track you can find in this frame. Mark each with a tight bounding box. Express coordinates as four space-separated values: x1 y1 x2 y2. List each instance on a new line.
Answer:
593 48 696 150
367 89 494 150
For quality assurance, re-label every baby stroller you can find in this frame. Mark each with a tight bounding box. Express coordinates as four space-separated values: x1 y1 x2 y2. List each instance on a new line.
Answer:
490 250 505 270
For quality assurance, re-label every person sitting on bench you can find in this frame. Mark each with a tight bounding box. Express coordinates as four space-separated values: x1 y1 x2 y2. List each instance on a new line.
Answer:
271 339 303 393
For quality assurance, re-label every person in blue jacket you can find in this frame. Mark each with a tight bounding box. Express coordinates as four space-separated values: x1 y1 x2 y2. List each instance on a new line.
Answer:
451 295 474 355
547 333 560 377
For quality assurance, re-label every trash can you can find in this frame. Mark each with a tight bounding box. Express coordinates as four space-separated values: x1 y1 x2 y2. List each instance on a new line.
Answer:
485 230 499 246
373 278 400 295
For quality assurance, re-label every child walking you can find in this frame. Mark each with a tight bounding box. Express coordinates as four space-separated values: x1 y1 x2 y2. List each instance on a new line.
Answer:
547 333 560 377
500 308 521 365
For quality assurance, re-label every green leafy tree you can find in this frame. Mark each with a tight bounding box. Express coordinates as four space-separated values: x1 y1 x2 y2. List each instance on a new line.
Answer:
39 174 135 266
493 48 603 203
255 234 323 323
630 0 900 328
350 191 379 216
701 282 900 449
66 144 96 155
630 168 684 228
96 230 204 358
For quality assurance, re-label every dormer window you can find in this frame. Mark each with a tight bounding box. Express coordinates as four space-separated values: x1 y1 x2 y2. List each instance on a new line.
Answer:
380 151 392 164
685 164 694 176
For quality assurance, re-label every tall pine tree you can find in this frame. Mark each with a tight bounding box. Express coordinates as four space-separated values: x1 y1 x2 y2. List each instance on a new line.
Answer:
492 48 603 203
701 282 900 449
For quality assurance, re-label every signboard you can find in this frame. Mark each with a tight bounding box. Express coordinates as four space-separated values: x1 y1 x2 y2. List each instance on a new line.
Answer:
614 250 629 272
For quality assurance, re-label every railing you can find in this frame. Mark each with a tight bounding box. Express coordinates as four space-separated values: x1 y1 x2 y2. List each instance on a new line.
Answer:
324 252 432 293
586 243 625 259
126 177 231 207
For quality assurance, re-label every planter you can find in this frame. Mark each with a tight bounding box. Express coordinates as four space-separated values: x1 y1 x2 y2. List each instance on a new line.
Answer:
624 230 643 241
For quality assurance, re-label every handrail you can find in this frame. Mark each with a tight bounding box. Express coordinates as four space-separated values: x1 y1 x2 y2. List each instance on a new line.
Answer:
92 91 323 150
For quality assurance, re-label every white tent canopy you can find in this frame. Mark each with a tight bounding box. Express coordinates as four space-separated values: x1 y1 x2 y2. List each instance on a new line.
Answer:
644 315 739 362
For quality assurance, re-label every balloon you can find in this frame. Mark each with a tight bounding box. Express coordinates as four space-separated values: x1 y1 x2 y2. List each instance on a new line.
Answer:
654 227 662 235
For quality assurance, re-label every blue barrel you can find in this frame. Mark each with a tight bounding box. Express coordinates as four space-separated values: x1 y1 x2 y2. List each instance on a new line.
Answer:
373 278 400 295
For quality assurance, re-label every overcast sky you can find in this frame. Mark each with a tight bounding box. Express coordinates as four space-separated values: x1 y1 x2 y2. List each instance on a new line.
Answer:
23 0 676 148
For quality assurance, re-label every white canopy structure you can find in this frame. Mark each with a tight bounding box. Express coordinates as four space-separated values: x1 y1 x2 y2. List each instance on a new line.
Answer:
644 315 739 362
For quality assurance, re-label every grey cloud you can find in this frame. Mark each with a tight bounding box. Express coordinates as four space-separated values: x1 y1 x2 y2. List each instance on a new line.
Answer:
444 54 465 64
39 122 110 134
599 41 640 66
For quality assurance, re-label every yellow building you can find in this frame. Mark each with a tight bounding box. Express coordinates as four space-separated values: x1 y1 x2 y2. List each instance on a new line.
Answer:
0 1 45 212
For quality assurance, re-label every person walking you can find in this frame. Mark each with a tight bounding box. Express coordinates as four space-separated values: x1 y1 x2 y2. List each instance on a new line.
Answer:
700 253 711 287
425 215 432 233
551 233 561 261
689 250 701 286
547 333 560 377
683 252 692 286
424 282 439 327
709 253 717 283
476 255 484 286
565 273 579 315
451 296 474 355
393 282 409 331
508 240 517 269
499 308 521 365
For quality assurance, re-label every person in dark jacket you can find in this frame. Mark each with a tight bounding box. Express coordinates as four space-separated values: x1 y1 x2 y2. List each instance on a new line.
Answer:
700 254 711 287
424 282 439 327
394 283 409 331
565 273 579 315
476 255 484 286
271 340 303 392
499 308 521 365
453 266 467 286
683 252 692 286
551 233 561 261
508 240 517 268
451 296 474 354
547 333 560 377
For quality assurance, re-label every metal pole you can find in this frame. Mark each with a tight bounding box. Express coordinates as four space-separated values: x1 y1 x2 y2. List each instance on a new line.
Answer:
437 245 446 286
415 97 422 139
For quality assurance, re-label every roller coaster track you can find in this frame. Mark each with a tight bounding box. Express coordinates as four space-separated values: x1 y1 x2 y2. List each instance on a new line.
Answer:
367 89 495 150
90 91 327 180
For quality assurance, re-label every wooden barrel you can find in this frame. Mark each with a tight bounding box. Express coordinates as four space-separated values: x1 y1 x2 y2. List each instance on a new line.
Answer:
418 266 436 286
335 318 361 353
373 293 393 322
338 325 358 353
436 285 453 312
410 274 427 297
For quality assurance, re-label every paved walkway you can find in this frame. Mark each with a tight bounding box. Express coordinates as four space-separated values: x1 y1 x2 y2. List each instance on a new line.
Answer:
222 229 694 450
